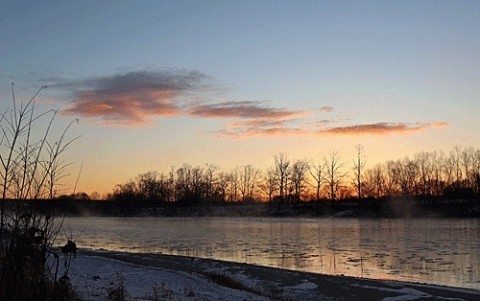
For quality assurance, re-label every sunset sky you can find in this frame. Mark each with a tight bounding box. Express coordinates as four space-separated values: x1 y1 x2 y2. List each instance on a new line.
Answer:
1 1 479 196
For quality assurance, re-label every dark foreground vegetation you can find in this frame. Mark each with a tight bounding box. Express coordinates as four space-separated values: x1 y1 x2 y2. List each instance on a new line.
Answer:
0 209 77 301
1 85 78 300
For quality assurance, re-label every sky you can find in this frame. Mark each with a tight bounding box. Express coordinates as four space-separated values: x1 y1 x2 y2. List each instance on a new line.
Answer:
1 0 479 196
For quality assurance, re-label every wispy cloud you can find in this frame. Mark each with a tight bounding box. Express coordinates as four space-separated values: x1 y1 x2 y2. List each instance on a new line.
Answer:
48 70 448 138
317 121 448 136
216 122 305 139
218 121 448 138
315 119 332 127
189 101 311 138
319 106 333 113
55 70 207 125
189 101 307 120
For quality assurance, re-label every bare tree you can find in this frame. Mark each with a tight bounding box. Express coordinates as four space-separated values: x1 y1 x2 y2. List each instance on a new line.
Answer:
204 163 218 200
239 164 261 201
415 152 432 196
364 164 385 198
259 167 277 202
167 166 176 202
215 171 229 202
430 151 445 196
113 180 138 200
275 153 291 202
352 145 367 199
290 159 309 202
473 149 480 193
191 166 204 198
175 164 192 201
392 158 418 196
227 167 239 202
461 147 474 188
324 150 345 201
309 160 324 202
451 146 463 187
384 160 401 196
136 171 160 200
443 155 455 190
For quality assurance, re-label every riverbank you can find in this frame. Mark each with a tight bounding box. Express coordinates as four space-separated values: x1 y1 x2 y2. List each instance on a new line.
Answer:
9 196 480 218
70 249 480 301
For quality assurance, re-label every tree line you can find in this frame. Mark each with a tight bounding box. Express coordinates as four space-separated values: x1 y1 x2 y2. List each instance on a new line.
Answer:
108 145 480 204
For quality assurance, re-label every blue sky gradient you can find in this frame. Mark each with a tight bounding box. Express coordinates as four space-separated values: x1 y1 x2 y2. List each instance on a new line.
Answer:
1 1 479 195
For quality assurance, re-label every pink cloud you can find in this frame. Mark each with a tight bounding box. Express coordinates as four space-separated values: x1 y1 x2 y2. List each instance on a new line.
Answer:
58 70 206 125
318 121 448 136
216 121 448 139
63 89 180 125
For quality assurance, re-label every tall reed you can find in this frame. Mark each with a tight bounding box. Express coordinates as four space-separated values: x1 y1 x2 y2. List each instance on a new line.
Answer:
0 84 79 301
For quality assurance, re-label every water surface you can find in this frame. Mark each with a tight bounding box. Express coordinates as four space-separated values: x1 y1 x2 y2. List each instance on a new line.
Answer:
62 217 480 289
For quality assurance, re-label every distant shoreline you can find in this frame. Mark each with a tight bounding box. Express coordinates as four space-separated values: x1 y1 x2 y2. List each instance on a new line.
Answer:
7 196 480 218
79 249 480 301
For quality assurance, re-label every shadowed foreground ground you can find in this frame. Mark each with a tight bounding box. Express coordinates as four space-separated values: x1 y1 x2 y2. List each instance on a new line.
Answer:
77 249 480 301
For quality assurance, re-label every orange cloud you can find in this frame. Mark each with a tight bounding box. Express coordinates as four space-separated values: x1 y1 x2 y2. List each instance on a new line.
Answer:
216 121 448 139
63 89 180 125
318 121 448 136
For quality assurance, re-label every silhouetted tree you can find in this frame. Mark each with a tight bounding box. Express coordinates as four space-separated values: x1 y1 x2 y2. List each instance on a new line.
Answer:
204 163 218 200
167 167 176 202
472 150 480 193
110 145 480 206
239 164 261 201
113 180 138 201
215 171 229 202
275 153 291 202
451 146 463 188
137 171 161 201
397 158 418 196
290 159 309 202
364 164 385 198
176 164 193 202
352 145 367 199
259 167 277 202
227 167 239 202
324 150 345 201
309 160 324 202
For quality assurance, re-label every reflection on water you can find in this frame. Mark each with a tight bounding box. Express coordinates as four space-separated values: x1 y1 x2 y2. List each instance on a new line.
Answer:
62 217 480 289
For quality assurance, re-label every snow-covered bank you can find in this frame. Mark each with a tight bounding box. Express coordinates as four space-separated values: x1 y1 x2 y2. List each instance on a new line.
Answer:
69 253 269 301
67 250 480 301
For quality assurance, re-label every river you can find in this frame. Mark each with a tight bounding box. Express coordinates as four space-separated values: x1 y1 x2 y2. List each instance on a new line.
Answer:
61 217 480 290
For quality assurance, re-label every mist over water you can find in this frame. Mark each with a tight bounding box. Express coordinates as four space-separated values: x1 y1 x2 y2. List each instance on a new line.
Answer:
62 217 480 289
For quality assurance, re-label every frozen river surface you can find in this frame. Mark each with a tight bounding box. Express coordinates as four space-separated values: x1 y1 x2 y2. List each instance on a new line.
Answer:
62 217 480 290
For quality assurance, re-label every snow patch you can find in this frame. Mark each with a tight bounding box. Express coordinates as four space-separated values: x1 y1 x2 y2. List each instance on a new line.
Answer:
354 284 467 301
64 253 270 301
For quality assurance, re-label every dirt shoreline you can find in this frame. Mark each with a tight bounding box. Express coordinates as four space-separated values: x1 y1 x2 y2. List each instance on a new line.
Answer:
81 249 480 301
